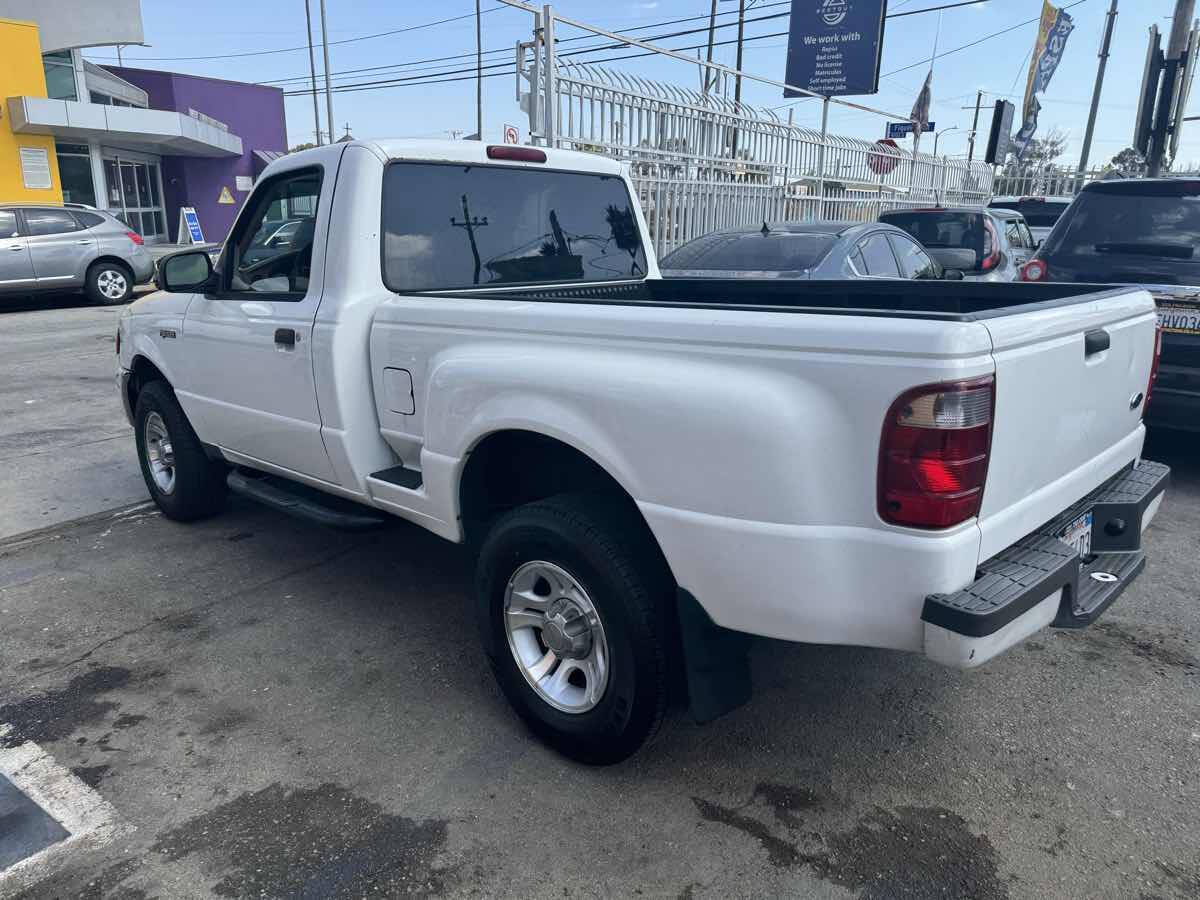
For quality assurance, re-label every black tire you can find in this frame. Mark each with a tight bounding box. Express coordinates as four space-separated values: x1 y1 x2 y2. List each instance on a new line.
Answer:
85 260 134 306
133 380 227 521
475 494 671 764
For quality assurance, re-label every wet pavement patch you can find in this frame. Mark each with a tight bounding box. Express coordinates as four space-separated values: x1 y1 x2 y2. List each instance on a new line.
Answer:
0 773 69 871
150 782 451 897
695 788 1007 900
68 765 110 789
0 667 132 749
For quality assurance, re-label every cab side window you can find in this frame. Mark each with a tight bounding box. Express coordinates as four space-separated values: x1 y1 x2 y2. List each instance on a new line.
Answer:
0 210 17 238
226 168 322 298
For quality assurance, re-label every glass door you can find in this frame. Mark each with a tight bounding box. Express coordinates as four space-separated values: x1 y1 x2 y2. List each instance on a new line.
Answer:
103 156 165 242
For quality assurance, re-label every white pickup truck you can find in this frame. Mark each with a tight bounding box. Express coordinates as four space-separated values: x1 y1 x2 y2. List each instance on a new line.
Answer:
117 140 1169 763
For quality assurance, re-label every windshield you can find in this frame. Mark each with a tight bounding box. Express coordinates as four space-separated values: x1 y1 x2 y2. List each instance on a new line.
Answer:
660 231 837 271
1042 187 1200 266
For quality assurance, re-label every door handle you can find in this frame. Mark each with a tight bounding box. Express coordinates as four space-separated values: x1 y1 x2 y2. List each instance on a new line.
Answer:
7 245 24 251
1084 329 1110 356
76 239 92 245
274 327 296 346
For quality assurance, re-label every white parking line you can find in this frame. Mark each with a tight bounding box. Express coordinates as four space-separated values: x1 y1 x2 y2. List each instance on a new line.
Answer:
0 727 128 893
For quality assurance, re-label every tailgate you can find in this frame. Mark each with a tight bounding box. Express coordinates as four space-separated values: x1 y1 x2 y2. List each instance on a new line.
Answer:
975 288 1157 560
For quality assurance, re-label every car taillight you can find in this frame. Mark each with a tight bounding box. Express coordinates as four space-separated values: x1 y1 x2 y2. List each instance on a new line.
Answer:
126 230 144 246
1020 258 1048 282
878 376 995 529
980 219 1001 272
1145 325 1163 413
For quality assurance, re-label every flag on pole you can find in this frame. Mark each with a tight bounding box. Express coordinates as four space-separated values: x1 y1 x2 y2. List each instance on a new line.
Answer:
911 69 933 134
1014 0 1075 158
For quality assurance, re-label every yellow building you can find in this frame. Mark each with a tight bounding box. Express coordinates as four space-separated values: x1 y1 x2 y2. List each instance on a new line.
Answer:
0 17 62 204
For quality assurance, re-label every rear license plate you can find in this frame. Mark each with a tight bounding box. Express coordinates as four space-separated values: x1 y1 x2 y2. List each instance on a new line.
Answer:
1059 511 1093 558
1157 304 1200 335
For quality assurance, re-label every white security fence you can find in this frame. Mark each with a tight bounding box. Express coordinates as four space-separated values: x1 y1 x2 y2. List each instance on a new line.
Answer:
513 15 995 257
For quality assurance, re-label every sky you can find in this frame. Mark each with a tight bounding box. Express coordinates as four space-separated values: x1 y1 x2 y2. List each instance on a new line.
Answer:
81 0 1200 169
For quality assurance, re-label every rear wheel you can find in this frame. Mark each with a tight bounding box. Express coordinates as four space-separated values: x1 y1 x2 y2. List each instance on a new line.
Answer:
134 381 227 521
85 261 133 305
475 495 671 764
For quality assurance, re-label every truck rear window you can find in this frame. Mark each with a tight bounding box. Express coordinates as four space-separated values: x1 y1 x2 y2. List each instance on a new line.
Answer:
381 162 647 291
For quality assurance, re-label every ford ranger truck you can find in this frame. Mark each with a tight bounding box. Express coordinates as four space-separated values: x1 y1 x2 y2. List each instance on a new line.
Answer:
116 141 1169 764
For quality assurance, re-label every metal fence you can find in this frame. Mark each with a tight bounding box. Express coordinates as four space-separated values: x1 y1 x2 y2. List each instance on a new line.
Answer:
519 55 995 256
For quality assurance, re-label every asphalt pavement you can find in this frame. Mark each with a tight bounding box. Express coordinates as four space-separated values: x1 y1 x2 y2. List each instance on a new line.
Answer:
0 299 1197 899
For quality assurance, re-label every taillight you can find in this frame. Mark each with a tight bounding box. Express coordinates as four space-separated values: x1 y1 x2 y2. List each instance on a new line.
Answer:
1145 325 1163 413
878 376 995 529
126 230 144 246
980 219 1001 272
1020 258 1048 282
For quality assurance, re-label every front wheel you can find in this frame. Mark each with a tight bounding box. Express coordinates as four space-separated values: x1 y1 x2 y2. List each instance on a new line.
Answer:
475 495 671 764
134 381 227 521
85 261 133 305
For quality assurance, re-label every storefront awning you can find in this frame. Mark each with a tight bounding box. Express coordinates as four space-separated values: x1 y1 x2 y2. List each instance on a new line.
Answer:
6 96 242 158
252 149 286 174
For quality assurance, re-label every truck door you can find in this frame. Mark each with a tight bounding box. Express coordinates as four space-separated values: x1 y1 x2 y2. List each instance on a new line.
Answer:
0 209 36 288
177 160 338 483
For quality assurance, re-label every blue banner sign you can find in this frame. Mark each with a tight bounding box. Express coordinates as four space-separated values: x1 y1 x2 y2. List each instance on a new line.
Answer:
886 121 935 139
785 0 888 98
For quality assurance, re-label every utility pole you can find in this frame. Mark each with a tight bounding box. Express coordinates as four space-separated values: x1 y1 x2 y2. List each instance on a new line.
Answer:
734 0 746 108
967 90 983 162
319 0 335 154
450 194 489 285
304 0 322 145
1077 0 1119 179
703 0 718 94
475 0 484 139
1149 0 1196 175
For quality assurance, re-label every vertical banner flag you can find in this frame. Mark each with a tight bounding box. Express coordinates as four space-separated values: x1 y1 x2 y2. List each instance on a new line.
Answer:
911 69 933 135
1013 0 1075 158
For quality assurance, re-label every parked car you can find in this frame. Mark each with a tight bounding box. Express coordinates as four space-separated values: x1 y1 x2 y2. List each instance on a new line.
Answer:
1020 178 1200 431
120 140 1168 763
989 195 1073 244
658 221 962 280
0 204 153 305
879 207 1036 282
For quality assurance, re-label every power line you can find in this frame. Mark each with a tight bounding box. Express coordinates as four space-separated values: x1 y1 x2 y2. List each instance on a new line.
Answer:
87 6 510 62
882 0 1089 78
887 0 991 18
264 1 793 87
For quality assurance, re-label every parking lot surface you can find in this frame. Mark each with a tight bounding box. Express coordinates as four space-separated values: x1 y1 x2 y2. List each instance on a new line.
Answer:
0 301 1198 899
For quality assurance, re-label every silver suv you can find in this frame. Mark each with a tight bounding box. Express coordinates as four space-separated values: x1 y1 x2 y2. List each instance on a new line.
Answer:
0 204 155 305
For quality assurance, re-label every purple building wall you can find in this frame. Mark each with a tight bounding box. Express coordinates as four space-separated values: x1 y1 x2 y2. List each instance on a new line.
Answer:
105 67 287 242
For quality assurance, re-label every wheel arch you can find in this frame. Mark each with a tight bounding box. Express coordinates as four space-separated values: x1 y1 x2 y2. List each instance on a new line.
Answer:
457 428 675 581
126 353 169 415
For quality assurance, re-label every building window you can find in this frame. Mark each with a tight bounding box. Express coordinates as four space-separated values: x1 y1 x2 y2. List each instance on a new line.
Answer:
43 51 78 101
89 91 135 107
56 141 96 206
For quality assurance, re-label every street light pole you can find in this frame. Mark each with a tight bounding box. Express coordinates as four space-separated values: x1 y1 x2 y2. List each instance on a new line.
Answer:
319 0 335 150
934 125 960 156
475 0 484 139
1149 0 1196 175
304 0 322 145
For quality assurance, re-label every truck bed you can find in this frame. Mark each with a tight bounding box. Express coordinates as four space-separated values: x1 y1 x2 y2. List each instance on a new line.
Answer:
422 279 1135 321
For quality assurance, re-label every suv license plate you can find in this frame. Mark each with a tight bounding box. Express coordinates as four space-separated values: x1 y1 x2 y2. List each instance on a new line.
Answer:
1059 511 1093 558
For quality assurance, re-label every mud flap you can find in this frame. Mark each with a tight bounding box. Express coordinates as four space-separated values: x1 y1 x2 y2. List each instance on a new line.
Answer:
676 589 753 724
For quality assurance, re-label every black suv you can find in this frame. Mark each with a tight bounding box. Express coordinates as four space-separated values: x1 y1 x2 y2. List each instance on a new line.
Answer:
1021 178 1200 431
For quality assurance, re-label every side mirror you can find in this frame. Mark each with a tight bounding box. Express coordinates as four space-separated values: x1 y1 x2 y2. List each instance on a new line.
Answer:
942 268 966 281
157 249 214 292
1035 239 1044 250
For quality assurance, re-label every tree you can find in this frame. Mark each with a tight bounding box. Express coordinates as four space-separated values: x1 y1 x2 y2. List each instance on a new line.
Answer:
1107 147 1147 176
289 142 318 153
1005 128 1068 169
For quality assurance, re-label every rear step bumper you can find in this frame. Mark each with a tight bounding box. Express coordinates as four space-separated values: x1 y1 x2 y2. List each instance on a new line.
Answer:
923 460 1170 668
